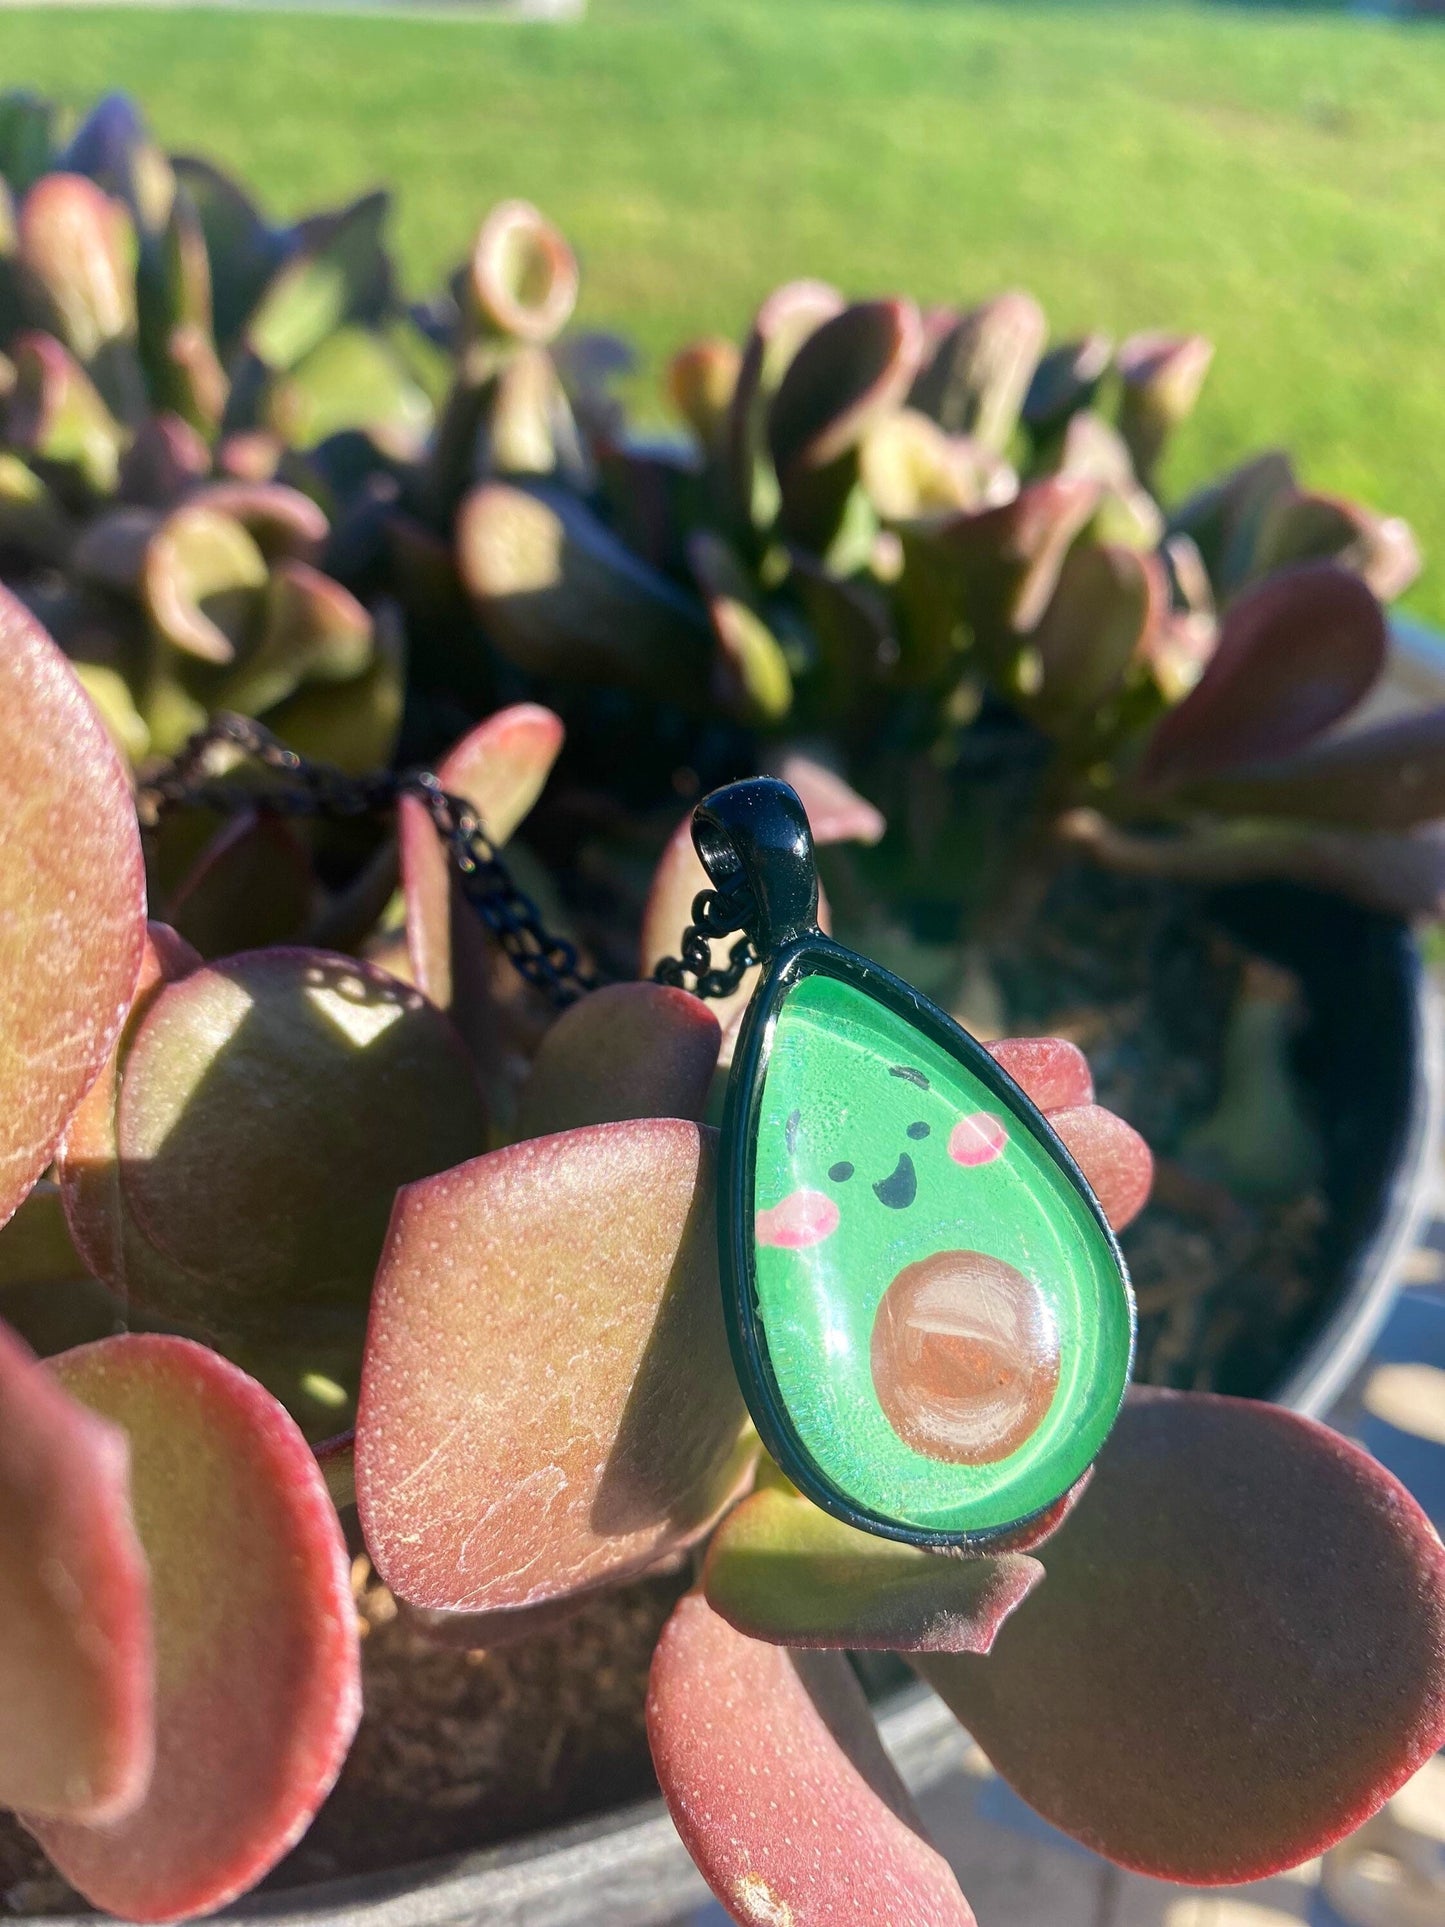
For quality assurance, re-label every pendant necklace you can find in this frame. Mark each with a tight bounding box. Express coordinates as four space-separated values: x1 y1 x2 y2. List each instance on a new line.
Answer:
680 775 1135 1551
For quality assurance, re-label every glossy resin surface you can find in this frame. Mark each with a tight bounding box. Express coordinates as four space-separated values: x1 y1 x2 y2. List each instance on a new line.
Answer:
750 966 1132 1536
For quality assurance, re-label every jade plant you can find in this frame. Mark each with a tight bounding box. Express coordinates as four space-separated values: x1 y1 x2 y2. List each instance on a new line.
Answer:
1 586 1444 1927
445 279 1445 927
0 88 427 769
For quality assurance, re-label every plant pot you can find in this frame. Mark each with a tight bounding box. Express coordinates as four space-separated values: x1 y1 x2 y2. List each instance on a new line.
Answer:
20 882 1434 1927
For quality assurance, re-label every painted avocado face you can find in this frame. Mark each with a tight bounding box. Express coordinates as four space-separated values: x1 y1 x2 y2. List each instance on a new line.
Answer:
750 970 1131 1536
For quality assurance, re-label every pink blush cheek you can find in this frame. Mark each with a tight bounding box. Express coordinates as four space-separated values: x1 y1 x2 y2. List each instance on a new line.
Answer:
757 1189 841 1249
948 1113 1009 1167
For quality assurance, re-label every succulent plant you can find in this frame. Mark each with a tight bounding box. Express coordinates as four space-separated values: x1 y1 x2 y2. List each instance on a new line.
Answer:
429 261 1445 929
1 588 1443 1927
0 90 425 770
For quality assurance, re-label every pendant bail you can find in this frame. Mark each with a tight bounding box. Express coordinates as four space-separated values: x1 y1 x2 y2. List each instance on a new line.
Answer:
692 778 821 956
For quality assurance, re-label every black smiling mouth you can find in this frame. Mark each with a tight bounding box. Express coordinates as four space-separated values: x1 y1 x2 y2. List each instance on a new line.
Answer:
873 1152 917 1210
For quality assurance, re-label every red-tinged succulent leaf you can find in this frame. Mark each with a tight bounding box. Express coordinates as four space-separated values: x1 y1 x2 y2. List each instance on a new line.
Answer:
1249 489 1421 604
18 173 136 364
918 1389 1445 1885
56 922 199 1299
220 558 372 717
909 291 1047 452
1047 1103 1153 1230
1187 707 1445 833
689 529 793 726
943 475 1102 645
726 279 845 528
1115 331 1213 481
765 750 886 846
1022 333 1113 437
398 703 564 1105
357 1119 749 1611
767 299 925 480
1024 542 1166 727
515 982 722 1139
165 811 313 958
649 1592 975 1927
1059 807 1445 920
983 1469 1093 1555
186 480 329 562
0 593 146 1229
666 336 741 448
858 408 983 521
117 412 210 508
457 482 713 704
0 1319 152 1823
142 503 268 666
1140 563 1387 789
466 199 578 345
703 1486 1041 1653
1170 449 1297 594
986 1036 1094 1113
6 329 126 494
31 1335 361 1921
113 949 487 1333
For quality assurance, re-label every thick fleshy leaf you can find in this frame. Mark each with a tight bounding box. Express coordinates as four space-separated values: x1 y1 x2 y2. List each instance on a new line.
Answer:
515 982 722 1139
61 93 173 238
466 199 578 345
919 1389 1445 1884
703 1486 1041 1652
1141 563 1387 788
909 292 1047 451
245 189 389 373
1248 489 1421 604
6 330 125 495
31 1336 361 1921
1046 1104 1153 1231
858 408 985 521
170 155 281 354
1022 333 1113 438
986 1036 1094 1112
1169 449 1296 594
1021 542 1165 729
725 279 844 530
266 596 404 774
689 528 793 724
0 593 145 1228
186 479 328 562
941 475 1101 649
649 1591 975 1927
457 481 713 703
1062 809 1445 920
666 335 741 448
1188 707 1445 832
398 703 563 1107
356 1119 749 1611
1116 331 1213 482
17 173 137 364
56 923 199 1303
0 1178 88 1292
219 558 372 717
142 503 268 666
265 326 430 459
113 949 487 1334
165 811 313 957
0 1319 151 1823
768 299 925 480
117 411 209 507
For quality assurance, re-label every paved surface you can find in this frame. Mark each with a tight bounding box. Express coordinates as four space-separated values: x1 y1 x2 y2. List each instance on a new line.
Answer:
680 1206 1445 1927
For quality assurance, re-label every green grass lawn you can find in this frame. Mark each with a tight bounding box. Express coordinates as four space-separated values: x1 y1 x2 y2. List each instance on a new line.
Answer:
2 0 1443 619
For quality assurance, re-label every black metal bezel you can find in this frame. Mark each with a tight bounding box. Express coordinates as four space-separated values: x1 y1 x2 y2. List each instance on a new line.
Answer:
718 929 1137 1551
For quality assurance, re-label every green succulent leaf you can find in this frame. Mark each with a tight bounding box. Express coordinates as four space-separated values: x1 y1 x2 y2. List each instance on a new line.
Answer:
910 291 1047 452
515 981 722 1139
703 1486 1042 1652
246 189 390 375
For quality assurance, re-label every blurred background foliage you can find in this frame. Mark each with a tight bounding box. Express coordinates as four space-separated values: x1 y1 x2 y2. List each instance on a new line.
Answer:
0 0 1440 623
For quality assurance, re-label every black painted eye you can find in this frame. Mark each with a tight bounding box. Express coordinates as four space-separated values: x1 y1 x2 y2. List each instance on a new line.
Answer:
829 1161 855 1183
907 1121 931 1140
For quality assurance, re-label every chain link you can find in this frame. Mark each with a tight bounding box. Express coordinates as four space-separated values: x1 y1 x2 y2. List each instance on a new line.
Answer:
138 713 759 1008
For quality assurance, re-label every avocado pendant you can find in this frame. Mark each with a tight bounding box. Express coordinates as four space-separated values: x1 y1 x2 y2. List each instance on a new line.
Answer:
694 779 1135 1548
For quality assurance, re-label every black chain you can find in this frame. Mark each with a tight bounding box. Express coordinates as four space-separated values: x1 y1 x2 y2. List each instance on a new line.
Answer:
652 889 759 1000
139 714 598 1008
139 713 759 1007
